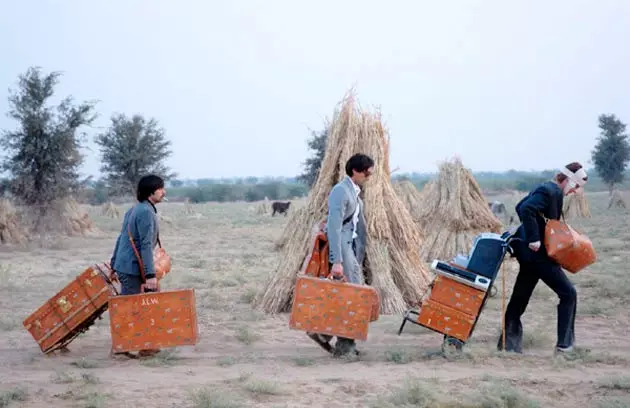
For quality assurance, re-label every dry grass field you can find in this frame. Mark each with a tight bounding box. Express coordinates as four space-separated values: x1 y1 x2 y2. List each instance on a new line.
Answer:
1 191 629 408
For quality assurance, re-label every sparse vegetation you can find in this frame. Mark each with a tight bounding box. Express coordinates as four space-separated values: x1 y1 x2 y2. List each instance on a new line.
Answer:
189 388 244 408
0 66 97 234
95 113 175 198
0 387 27 407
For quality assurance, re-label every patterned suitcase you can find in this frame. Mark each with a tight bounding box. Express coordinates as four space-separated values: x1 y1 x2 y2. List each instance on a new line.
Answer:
429 275 485 316
23 263 118 354
416 298 476 342
544 219 597 273
289 275 380 341
109 289 198 353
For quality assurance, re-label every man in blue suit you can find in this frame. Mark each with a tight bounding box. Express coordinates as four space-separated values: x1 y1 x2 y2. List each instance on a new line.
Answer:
110 175 166 296
109 175 166 358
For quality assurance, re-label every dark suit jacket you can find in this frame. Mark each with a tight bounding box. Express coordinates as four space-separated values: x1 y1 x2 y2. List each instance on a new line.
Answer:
512 181 564 263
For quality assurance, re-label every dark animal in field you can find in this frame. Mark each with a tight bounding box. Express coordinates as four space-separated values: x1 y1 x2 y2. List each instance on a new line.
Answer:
488 201 512 224
272 201 291 216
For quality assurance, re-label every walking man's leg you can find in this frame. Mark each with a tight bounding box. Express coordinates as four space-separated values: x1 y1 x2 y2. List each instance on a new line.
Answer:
499 261 539 353
538 263 577 351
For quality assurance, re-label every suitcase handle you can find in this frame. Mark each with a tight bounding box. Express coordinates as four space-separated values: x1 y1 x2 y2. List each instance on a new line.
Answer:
328 273 346 283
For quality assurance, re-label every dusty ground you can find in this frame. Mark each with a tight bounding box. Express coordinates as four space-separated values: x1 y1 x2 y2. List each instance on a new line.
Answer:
1 191 629 408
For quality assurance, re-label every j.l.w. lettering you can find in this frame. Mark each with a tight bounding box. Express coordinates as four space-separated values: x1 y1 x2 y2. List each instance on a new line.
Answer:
141 297 159 306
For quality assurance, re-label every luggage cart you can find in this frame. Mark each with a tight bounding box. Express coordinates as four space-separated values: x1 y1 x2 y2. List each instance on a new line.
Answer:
398 229 520 352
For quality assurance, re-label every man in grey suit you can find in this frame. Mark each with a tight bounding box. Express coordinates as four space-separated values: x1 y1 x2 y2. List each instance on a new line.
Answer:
310 153 374 357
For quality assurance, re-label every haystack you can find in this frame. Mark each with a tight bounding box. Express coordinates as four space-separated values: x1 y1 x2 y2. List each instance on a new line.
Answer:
393 180 424 224
416 157 503 262
184 199 195 215
101 201 120 218
255 90 431 315
62 197 94 235
608 189 627 209
0 199 29 244
563 190 591 218
255 197 270 215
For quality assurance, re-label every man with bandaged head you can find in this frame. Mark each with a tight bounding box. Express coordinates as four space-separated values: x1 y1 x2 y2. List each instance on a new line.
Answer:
498 162 588 354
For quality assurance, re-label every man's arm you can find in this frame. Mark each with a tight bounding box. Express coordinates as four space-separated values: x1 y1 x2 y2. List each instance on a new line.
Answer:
517 186 550 244
136 209 156 280
327 186 347 265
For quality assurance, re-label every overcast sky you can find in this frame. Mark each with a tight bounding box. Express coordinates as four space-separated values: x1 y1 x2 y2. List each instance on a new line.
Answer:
1 0 628 179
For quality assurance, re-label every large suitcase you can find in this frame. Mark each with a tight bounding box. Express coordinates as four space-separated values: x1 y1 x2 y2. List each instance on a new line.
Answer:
289 275 380 341
23 263 118 354
108 289 198 353
416 298 476 342
429 275 485 316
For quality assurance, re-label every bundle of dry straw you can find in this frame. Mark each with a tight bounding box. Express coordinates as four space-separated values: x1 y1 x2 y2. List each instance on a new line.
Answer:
255 198 270 215
608 189 627 209
62 198 95 235
393 180 424 224
0 199 29 244
416 157 503 261
563 190 591 218
255 91 431 315
101 201 120 218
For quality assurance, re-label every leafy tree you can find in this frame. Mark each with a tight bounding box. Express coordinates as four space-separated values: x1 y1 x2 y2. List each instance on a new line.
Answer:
591 114 630 194
0 66 97 224
95 113 175 196
297 126 328 188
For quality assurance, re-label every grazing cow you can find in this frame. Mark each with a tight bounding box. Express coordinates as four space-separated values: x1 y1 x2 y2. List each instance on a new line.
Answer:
488 201 511 224
271 201 291 216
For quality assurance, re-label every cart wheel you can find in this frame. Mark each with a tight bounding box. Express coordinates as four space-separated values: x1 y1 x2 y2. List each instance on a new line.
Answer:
442 336 464 353
489 286 498 298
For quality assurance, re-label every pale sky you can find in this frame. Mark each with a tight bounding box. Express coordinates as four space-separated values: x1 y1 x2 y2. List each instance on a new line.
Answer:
1 0 628 179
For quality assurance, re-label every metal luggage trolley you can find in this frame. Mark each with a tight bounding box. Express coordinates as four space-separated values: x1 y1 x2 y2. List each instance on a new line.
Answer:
398 230 519 352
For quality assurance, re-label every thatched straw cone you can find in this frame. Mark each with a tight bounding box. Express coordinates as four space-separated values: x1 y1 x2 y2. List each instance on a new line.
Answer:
255 90 431 315
417 157 503 262
393 180 424 224
0 199 29 245
608 189 627 209
255 198 270 215
101 201 120 218
184 199 195 215
62 198 94 235
563 190 591 218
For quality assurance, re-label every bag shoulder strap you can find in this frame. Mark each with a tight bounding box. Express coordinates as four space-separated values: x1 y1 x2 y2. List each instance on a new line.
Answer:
127 204 148 283
537 182 566 224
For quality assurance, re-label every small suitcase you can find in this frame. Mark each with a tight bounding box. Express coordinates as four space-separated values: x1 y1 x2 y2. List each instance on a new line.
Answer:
289 275 380 341
544 219 597 273
108 289 198 353
429 275 485 316
415 298 476 342
23 263 118 354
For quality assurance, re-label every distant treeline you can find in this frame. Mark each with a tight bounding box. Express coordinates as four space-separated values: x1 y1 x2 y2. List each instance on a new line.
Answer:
81 169 630 205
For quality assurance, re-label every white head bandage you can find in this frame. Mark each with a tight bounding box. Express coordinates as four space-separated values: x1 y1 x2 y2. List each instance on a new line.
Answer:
560 166 588 189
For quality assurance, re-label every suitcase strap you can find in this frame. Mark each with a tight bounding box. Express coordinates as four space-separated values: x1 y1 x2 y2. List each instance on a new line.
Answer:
127 205 161 292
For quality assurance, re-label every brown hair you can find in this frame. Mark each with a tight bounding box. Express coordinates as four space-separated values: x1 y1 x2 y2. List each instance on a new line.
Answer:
555 162 587 183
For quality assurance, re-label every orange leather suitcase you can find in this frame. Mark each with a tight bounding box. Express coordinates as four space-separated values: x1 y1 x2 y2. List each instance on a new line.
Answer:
429 275 485 316
544 219 597 273
416 298 476 342
289 275 380 341
23 263 118 354
108 289 198 353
